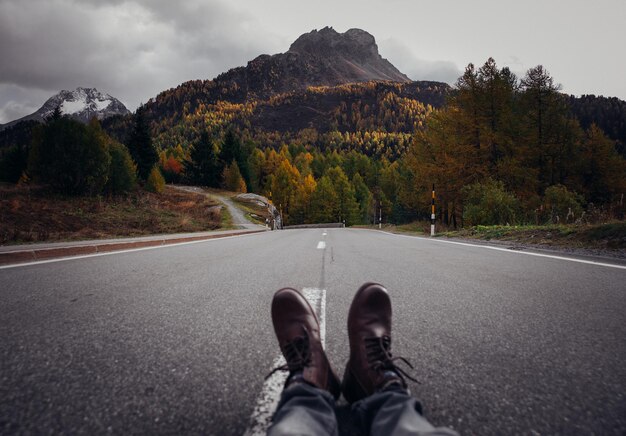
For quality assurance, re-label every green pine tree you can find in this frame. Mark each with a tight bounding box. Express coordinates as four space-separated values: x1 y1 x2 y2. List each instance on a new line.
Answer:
127 107 158 180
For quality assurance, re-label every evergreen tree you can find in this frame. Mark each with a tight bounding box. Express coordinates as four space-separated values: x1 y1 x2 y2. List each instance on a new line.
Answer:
219 129 250 189
352 173 373 223
28 117 110 195
186 131 220 187
127 107 158 180
0 144 29 183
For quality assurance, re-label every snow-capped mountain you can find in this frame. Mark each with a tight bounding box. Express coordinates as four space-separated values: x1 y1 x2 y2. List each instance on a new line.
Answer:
0 87 130 130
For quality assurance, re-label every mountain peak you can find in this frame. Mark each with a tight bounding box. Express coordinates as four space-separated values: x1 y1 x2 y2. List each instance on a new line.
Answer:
213 27 410 100
0 87 130 130
289 27 373 50
288 27 384 67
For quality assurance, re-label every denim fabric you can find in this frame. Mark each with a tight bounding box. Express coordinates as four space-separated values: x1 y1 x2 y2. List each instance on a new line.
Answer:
268 383 338 436
269 383 458 436
352 384 459 436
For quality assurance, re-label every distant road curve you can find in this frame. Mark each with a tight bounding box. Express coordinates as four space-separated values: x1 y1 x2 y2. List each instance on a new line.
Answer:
173 185 265 230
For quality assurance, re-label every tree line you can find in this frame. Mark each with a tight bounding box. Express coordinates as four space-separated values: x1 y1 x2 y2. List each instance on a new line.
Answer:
0 107 165 195
1 58 625 228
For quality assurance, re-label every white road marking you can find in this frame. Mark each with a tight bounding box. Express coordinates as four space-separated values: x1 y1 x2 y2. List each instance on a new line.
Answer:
0 232 263 270
316 241 326 249
378 230 626 270
322 232 327 236
244 288 326 436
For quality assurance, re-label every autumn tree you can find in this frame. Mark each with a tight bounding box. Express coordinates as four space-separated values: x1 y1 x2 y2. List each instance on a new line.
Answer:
270 159 301 223
577 124 626 203
145 166 165 193
520 65 570 190
310 176 339 223
222 160 247 193
326 166 359 225
291 174 317 224
106 140 137 195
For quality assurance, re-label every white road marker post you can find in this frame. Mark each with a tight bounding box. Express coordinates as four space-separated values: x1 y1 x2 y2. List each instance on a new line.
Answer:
379 201 382 229
430 184 436 237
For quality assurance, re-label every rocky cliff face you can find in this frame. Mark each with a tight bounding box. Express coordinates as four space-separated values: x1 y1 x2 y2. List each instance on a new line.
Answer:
212 27 410 100
0 87 130 130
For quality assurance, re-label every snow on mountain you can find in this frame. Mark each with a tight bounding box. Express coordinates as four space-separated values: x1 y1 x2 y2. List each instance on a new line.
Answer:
0 87 130 130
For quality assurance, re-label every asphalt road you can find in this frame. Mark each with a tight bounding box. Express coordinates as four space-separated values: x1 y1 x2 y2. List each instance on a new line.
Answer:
1 229 625 435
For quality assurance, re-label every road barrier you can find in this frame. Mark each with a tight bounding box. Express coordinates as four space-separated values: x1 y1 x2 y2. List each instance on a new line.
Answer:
282 223 345 229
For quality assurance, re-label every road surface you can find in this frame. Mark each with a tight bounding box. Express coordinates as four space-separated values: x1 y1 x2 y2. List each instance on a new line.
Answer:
1 229 625 435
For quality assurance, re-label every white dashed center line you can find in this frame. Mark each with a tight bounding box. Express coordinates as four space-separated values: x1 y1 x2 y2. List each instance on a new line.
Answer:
244 288 327 436
316 241 326 249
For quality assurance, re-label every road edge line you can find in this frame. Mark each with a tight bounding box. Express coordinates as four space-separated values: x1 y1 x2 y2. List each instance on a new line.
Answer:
243 288 326 436
0 230 266 269
365 229 626 270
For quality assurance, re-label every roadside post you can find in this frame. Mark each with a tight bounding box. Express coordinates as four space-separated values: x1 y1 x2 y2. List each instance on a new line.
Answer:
378 201 382 229
431 184 436 237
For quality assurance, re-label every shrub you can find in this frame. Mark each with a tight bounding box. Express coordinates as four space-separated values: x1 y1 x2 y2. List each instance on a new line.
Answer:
107 141 137 195
462 179 520 226
543 185 584 223
145 166 165 193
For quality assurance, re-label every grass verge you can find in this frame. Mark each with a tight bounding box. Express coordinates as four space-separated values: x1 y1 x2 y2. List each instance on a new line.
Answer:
231 197 271 225
0 184 223 245
439 222 626 249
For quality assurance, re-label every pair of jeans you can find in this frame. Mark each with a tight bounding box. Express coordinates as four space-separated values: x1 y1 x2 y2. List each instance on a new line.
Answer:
268 383 459 436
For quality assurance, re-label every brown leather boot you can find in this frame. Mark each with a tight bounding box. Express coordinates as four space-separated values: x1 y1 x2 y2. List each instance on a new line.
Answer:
269 288 341 399
342 283 417 403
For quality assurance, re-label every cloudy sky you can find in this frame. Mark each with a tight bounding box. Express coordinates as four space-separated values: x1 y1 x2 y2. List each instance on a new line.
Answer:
0 0 624 123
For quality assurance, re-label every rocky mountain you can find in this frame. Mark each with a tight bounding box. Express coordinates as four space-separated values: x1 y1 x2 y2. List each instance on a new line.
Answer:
214 27 410 99
0 87 130 131
105 26 449 155
139 27 420 121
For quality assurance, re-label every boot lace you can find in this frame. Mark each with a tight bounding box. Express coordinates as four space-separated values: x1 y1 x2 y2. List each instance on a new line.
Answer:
266 326 311 379
365 335 419 384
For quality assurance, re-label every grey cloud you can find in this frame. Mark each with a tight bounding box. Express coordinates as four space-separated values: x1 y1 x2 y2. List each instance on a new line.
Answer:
378 38 462 85
0 84 51 124
0 0 279 122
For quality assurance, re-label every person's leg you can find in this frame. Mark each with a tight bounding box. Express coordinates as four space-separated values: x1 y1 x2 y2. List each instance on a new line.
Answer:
353 384 459 436
268 383 338 436
342 283 458 436
266 287 341 436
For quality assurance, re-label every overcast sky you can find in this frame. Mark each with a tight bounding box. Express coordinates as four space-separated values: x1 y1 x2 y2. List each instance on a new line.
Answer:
1 0 624 123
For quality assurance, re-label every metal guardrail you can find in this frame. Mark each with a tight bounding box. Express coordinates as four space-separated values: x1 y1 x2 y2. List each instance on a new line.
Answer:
282 223 345 229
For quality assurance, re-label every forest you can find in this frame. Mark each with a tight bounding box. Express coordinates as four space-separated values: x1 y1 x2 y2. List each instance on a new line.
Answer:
1 58 625 228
